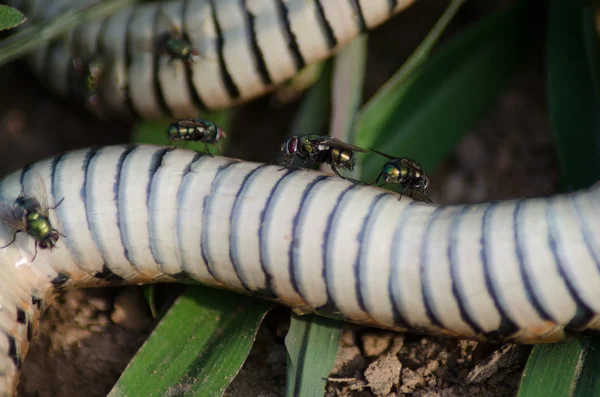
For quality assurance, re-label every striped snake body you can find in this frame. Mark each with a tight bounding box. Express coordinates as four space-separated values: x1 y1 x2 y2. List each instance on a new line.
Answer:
0 145 598 395
8 0 415 119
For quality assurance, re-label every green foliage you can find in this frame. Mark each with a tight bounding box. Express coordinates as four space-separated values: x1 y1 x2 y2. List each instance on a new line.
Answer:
0 5 25 32
518 338 600 397
357 0 544 189
547 0 600 190
285 314 344 397
109 287 272 397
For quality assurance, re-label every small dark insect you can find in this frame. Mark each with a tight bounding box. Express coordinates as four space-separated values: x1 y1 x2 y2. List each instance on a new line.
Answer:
155 10 202 67
167 118 227 156
280 134 368 179
0 173 66 262
371 149 432 203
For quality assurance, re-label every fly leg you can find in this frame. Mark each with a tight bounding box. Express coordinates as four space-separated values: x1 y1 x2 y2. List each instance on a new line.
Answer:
330 164 347 180
30 242 38 263
1 230 20 249
398 186 409 202
205 142 214 158
50 197 65 210
278 155 294 171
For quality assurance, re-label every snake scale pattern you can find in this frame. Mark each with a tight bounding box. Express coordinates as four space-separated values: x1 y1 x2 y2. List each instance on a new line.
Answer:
0 0 599 396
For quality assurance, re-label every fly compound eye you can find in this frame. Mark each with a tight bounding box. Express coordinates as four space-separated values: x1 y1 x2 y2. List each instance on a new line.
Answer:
424 176 430 189
38 241 49 250
285 138 298 156
51 232 59 243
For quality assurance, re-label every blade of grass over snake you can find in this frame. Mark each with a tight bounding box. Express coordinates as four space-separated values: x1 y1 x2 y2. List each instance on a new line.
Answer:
0 0 134 66
0 5 25 32
356 0 465 151
519 1 600 395
322 34 368 176
329 34 367 143
357 0 543 186
547 0 600 191
285 313 343 397
108 286 273 397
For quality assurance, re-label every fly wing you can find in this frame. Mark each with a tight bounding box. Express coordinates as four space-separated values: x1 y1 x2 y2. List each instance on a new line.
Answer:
0 199 26 232
399 157 424 172
23 171 50 218
369 148 397 160
177 118 204 128
409 188 433 204
319 138 369 153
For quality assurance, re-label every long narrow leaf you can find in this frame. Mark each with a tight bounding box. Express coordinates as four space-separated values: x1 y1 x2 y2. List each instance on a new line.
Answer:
329 34 368 143
357 0 543 185
547 0 600 190
109 286 272 397
518 338 590 397
285 313 343 397
357 0 466 144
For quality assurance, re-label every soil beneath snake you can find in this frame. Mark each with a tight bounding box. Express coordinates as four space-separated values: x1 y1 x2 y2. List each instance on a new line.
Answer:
0 1 557 396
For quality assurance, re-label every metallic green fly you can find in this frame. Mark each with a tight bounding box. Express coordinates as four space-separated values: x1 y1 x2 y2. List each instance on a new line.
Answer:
280 134 368 179
0 172 65 262
167 118 227 157
154 10 203 67
371 149 432 203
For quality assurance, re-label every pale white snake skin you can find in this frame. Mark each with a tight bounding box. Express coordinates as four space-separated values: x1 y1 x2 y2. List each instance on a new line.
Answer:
0 144 598 395
6 0 416 119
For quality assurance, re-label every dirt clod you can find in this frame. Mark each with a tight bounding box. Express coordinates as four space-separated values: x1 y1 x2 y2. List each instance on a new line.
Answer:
364 355 401 396
362 333 393 357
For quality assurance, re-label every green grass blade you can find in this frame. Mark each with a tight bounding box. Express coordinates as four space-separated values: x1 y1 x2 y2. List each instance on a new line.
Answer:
285 313 343 397
109 286 273 397
329 34 367 143
0 0 133 66
0 5 25 31
518 339 589 397
356 0 543 185
570 337 600 396
326 34 368 176
547 0 600 190
357 0 465 145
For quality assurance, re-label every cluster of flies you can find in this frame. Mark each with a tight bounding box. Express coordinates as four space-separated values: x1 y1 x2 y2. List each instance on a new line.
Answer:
0 118 430 264
167 119 432 204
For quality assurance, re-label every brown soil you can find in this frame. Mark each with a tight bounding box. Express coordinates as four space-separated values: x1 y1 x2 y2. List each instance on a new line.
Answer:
0 0 558 396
